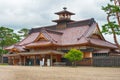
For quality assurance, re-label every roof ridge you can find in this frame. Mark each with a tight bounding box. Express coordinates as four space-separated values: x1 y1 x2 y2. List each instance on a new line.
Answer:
45 29 63 34
32 25 56 29
67 18 95 28
29 25 56 34
68 18 95 24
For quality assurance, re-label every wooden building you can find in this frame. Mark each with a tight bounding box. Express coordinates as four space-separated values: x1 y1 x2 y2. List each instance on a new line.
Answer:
4 8 117 66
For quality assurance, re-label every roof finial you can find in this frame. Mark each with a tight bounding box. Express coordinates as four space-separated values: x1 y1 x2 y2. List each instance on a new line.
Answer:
63 7 67 11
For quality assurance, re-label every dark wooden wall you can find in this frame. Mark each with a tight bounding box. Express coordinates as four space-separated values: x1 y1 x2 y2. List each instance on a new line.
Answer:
93 56 120 67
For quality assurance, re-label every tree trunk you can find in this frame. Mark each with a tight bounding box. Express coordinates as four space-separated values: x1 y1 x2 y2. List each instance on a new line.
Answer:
107 15 120 52
72 62 74 66
114 0 120 28
75 61 77 66
0 37 4 63
0 55 2 63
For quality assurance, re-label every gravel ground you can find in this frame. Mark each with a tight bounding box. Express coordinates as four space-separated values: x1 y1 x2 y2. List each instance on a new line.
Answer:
0 66 120 80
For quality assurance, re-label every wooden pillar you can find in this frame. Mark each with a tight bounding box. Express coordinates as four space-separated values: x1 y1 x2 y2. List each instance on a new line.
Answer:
34 56 36 65
19 56 22 65
8 57 11 65
23 56 26 66
12 57 15 65
50 54 53 66
39 55 41 60
1 55 3 63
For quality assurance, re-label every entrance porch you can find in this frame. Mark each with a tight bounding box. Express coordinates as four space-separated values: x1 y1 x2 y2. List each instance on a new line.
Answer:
4 50 64 66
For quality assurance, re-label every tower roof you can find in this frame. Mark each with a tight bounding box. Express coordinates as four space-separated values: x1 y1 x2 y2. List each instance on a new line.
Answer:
54 7 75 15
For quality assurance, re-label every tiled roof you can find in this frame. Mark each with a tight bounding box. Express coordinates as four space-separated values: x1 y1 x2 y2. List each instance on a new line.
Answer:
5 45 25 52
18 32 40 45
25 22 117 49
46 30 62 44
29 25 56 34
29 18 95 34
3 50 64 57
60 25 89 45
5 45 14 50
26 41 53 47
6 18 117 50
89 38 117 48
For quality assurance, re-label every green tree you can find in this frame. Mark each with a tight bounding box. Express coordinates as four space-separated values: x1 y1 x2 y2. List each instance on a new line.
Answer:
64 49 83 66
102 0 120 50
0 26 20 62
18 28 29 38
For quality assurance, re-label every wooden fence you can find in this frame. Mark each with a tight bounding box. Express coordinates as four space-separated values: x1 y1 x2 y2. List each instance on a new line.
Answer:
64 58 92 66
93 56 120 67
77 58 92 66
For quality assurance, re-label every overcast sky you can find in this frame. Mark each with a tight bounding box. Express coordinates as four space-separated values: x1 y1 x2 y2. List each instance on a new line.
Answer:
0 0 119 43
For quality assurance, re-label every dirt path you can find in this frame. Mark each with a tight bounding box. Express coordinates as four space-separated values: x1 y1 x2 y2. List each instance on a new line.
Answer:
0 66 120 80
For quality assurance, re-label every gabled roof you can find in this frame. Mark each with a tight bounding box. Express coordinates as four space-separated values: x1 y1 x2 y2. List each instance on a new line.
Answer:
25 29 62 48
24 21 117 49
6 18 117 51
84 23 105 40
18 32 40 45
5 32 40 51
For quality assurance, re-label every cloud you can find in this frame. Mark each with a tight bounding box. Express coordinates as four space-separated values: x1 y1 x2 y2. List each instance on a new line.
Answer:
0 0 55 29
0 0 119 43
0 0 108 29
0 0 113 28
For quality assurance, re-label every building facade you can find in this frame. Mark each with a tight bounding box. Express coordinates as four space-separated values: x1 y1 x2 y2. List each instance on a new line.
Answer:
4 8 117 66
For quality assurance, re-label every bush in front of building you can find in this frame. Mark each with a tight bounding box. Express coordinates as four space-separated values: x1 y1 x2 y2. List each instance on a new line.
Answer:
64 48 83 66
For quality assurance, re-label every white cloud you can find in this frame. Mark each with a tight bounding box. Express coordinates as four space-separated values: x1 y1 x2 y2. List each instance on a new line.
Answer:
0 0 119 43
0 0 108 29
